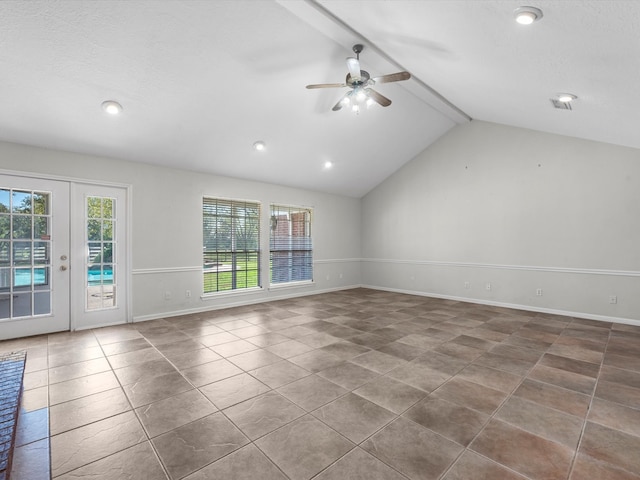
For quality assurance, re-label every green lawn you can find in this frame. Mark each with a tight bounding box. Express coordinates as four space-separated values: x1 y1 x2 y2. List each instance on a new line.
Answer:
203 253 259 293
203 268 259 292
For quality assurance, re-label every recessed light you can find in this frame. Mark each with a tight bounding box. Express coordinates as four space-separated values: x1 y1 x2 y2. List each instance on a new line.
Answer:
514 6 543 25
101 100 123 115
557 93 577 103
253 141 266 151
323 161 333 170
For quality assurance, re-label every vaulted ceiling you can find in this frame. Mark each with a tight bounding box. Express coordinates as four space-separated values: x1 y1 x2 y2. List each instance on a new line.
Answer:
1 1 638 197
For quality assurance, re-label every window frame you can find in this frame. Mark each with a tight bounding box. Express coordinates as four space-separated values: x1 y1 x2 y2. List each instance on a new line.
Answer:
269 203 313 287
202 197 261 295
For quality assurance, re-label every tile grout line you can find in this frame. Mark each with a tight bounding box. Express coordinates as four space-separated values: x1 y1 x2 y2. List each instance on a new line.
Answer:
48 329 163 479
142 322 315 480
112 331 174 480
434 315 561 480
301 312 540 480
564 324 611 480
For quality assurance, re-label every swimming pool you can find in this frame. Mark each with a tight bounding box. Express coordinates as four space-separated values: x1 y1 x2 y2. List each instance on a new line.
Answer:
12 268 113 287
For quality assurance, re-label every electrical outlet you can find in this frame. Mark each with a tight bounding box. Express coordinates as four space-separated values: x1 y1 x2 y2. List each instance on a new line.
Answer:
485 283 491 291
536 288 543 296
609 295 617 304
164 291 171 300
185 290 191 298
339 273 343 279
464 282 470 289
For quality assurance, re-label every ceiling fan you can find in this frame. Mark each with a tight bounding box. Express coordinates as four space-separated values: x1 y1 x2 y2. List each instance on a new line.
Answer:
306 44 411 113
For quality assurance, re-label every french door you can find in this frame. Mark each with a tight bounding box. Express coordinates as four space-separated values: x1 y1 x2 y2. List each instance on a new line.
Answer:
0 176 70 340
0 175 129 341
71 183 128 330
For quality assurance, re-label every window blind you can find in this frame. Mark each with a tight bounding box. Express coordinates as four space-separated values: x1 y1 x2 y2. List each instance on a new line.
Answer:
203 197 260 293
270 204 312 284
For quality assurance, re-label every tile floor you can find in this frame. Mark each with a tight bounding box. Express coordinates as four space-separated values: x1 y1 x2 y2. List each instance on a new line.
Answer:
2 288 640 480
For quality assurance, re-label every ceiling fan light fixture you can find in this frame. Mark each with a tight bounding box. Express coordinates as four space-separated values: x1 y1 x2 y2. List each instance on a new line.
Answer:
514 6 543 25
253 141 266 151
101 100 123 115
346 57 361 81
557 93 577 103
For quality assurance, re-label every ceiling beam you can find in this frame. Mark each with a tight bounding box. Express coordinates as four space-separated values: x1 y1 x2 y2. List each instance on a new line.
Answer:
276 0 471 124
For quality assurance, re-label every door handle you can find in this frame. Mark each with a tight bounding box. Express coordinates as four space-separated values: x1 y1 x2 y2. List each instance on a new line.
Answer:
60 265 68 271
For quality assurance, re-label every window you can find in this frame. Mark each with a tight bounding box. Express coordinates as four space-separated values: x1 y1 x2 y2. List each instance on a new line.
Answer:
270 204 312 285
86 196 116 310
203 198 260 293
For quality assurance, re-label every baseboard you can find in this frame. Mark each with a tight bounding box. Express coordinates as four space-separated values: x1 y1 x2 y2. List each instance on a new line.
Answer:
361 284 640 327
131 282 639 327
74 319 134 331
132 284 361 323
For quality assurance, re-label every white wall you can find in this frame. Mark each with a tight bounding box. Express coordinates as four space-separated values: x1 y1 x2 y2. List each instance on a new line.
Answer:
361 121 640 323
0 141 362 321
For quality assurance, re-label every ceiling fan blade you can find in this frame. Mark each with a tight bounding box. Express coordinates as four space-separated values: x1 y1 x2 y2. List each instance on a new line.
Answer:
346 57 361 81
306 83 347 89
368 89 392 107
332 98 344 111
372 71 411 84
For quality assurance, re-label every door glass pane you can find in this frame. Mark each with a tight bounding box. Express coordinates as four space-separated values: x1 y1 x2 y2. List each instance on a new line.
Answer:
88 242 101 263
12 191 31 214
87 266 99 285
0 190 9 212
14 268 32 288
0 189 52 320
34 216 49 239
0 268 9 289
12 216 32 239
0 242 9 266
86 196 117 311
13 241 32 265
103 198 113 218
33 242 49 265
103 220 113 241
87 197 102 218
33 193 49 215
87 220 101 241
13 293 32 317
34 267 50 291
34 292 50 315
0 294 9 318
102 243 113 263
0 216 9 238
105 286 115 308
104 264 114 284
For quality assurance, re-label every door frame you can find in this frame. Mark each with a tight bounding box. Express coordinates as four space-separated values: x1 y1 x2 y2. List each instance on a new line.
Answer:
0 168 132 333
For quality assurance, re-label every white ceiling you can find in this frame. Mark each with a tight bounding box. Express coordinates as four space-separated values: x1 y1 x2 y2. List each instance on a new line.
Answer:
0 1 638 198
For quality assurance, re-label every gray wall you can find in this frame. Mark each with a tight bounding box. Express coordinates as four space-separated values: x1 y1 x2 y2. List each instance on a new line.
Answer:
0 141 362 321
361 121 640 323
3 118 639 325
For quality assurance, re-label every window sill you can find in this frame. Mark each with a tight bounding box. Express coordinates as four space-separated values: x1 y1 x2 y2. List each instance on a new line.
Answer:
200 286 264 300
268 280 315 290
